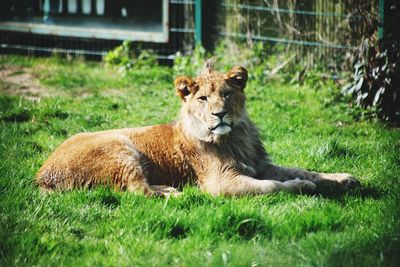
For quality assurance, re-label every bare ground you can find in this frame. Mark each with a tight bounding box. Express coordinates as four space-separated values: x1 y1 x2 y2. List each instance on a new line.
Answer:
0 65 50 100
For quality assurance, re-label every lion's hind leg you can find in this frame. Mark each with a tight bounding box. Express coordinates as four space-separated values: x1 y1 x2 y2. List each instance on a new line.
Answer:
36 133 156 195
108 138 156 196
115 142 182 197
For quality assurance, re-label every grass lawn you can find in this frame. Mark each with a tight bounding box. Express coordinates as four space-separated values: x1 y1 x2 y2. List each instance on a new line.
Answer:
0 55 399 266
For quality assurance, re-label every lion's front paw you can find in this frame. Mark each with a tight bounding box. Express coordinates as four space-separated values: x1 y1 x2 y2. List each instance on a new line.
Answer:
319 173 361 192
333 173 361 191
284 178 316 194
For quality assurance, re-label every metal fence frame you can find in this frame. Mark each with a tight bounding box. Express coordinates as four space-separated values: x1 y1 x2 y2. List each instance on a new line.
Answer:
0 0 383 64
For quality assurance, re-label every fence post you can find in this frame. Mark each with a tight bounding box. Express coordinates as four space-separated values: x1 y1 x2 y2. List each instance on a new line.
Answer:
378 0 384 39
195 0 202 45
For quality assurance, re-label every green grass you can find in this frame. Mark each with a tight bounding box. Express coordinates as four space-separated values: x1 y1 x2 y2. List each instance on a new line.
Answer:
0 55 399 266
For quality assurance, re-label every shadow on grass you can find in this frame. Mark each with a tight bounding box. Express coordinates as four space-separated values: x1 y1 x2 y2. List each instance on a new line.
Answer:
211 210 272 241
316 184 386 201
146 218 191 239
88 188 121 209
2 109 31 123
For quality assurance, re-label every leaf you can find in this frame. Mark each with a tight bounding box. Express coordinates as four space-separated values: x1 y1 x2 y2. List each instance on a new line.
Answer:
356 94 362 105
373 87 385 106
355 77 364 92
355 69 363 77
372 67 379 79
354 62 365 70
342 83 354 94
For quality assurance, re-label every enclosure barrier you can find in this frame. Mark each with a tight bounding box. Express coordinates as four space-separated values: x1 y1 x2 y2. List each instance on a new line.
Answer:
0 0 380 66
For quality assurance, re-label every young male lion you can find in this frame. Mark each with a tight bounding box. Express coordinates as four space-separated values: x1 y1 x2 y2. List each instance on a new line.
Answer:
36 61 360 196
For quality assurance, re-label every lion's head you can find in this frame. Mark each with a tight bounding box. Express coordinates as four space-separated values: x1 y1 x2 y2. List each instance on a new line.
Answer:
174 60 249 142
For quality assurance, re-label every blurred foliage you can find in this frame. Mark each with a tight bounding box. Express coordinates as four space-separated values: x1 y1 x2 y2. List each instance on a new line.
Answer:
173 45 207 77
173 40 337 91
106 19 399 126
342 3 400 124
104 41 157 75
176 24 400 125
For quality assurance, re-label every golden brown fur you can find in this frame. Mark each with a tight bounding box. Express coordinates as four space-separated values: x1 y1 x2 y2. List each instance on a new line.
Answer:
36 61 360 196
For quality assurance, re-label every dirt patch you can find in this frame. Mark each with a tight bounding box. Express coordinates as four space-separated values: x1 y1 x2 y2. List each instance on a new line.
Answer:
0 65 50 100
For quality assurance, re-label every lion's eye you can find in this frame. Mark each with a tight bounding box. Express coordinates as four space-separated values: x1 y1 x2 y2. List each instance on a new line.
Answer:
223 91 232 98
198 96 208 102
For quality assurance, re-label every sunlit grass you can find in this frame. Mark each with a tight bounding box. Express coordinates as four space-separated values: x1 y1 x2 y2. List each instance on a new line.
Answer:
0 55 399 266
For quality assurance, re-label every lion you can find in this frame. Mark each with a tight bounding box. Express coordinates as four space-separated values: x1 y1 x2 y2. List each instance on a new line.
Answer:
36 60 360 197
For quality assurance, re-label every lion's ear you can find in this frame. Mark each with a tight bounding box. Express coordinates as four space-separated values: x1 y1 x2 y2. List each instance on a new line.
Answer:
226 66 248 90
174 76 196 101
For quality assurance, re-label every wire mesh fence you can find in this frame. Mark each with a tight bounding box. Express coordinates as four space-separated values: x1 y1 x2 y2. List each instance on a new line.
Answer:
218 0 378 68
0 0 380 67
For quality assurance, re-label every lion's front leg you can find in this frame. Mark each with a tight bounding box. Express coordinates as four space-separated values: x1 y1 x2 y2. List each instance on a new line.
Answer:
262 164 360 192
200 173 316 196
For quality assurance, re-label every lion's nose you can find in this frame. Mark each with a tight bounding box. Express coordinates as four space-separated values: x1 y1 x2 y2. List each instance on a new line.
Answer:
212 110 227 120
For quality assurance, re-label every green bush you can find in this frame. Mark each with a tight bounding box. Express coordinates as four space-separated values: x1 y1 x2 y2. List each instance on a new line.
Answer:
104 41 157 75
342 4 400 124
